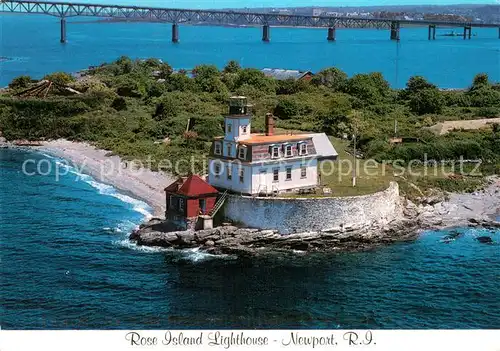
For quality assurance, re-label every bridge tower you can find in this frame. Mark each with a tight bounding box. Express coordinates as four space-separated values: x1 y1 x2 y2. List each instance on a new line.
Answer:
428 25 436 40
262 24 270 42
327 27 336 42
60 17 66 43
390 21 400 41
172 23 179 43
463 25 472 40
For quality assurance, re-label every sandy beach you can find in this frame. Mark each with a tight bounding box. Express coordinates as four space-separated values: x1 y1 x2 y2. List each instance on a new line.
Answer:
36 139 175 217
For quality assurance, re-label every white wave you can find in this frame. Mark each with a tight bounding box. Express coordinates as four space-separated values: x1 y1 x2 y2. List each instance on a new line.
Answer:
40 151 154 220
180 247 220 262
115 239 171 253
83 179 152 219
116 240 236 261
40 152 57 160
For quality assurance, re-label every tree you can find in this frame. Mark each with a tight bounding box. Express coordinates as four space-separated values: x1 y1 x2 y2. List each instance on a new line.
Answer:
192 65 221 92
468 87 500 107
409 88 444 115
115 77 142 97
276 78 308 95
43 72 75 85
111 96 127 111
471 73 489 91
405 76 436 95
235 68 276 93
8 75 32 90
274 98 302 120
143 58 162 69
146 82 166 98
115 56 133 74
158 63 173 79
153 94 180 121
311 67 348 91
345 73 390 104
166 73 195 92
223 60 241 74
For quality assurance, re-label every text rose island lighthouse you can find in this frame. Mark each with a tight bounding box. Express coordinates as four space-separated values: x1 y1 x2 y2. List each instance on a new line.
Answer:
208 96 337 195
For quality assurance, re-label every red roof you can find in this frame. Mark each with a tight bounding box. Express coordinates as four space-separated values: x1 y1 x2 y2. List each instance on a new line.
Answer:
164 174 218 197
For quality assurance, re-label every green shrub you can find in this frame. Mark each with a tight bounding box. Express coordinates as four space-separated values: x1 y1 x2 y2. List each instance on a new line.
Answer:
43 72 75 85
111 97 127 111
8 75 32 90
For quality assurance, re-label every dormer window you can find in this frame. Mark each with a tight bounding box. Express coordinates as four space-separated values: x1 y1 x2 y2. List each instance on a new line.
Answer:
299 142 308 156
242 125 247 134
271 146 280 159
285 144 293 157
214 142 222 155
238 146 247 160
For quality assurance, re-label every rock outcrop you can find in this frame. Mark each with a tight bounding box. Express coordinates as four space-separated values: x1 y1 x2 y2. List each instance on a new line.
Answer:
130 219 420 257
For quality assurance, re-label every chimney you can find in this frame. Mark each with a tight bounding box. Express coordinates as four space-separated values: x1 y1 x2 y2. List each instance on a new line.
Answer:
265 113 275 136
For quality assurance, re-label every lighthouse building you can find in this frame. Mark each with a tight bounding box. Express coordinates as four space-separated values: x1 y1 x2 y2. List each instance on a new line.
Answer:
207 96 335 195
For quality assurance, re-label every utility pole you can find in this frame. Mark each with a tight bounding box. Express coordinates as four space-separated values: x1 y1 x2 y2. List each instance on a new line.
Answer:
352 133 357 187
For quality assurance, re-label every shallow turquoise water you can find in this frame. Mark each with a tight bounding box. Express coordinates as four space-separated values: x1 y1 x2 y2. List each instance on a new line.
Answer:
0 14 499 87
0 148 499 329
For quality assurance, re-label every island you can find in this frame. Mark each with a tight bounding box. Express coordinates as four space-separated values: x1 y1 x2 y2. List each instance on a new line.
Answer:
1 57 499 255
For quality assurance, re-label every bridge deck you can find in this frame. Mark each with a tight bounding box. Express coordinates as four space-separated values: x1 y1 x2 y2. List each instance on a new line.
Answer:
1 0 499 29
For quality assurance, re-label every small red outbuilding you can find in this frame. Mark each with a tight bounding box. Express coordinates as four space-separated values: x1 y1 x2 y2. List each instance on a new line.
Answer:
164 175 219 225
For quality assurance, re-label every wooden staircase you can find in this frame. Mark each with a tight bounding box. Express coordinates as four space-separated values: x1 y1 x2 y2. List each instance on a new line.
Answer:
208 190 228 217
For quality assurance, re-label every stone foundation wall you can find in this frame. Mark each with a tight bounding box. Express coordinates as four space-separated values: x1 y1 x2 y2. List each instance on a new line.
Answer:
223 182 403 234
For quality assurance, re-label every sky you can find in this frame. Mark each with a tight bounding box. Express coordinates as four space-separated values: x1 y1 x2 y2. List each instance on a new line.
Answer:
63 0 498 9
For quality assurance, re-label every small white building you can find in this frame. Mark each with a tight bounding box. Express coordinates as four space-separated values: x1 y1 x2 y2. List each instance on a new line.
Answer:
207 97 337 195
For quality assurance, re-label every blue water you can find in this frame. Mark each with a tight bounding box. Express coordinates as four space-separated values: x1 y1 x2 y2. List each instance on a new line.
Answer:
0 13 499 88
1 148 499 329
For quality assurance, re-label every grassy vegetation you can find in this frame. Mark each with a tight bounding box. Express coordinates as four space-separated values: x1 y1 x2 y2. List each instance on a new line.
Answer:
0 57 498 197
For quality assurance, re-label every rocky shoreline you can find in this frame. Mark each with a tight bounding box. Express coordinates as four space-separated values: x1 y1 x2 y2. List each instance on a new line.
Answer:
130 177 499 257
130 217 422 257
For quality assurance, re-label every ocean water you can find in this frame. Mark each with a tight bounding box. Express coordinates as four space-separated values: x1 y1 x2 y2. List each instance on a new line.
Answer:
0 14 499 88
0 148 499 329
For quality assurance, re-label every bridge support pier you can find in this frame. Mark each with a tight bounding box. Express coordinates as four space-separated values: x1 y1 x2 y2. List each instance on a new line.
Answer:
390 21 400 41
428 25 436 40
60 18 66 43
172 23 179 43
463 25 471 40
262 24 270 42
327 27 336 41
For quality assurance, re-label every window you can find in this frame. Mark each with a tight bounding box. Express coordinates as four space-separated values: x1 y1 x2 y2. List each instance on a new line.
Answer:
169 196 175 209
301 166 307 179
214 142 222 155
238 146 247 160
299 143 308 155
214 163 221 178
239 168 245 183
179 198 185 211
226 143 232 157
242 125 247 134
286 167 292 181
227 164 232 180
285 144 293 157
273 168 279 182
227 123 232 133
271 146 280 159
